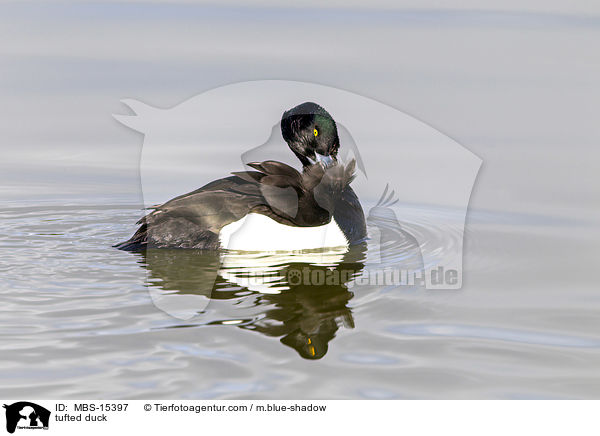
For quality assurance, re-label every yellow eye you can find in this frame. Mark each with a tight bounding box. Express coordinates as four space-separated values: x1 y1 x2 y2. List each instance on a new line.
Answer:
314 128 318 137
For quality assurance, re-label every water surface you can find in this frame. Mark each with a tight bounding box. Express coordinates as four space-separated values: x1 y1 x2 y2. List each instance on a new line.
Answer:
2 193 599 399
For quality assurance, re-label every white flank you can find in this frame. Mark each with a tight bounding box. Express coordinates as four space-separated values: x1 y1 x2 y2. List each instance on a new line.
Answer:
219 213 348 252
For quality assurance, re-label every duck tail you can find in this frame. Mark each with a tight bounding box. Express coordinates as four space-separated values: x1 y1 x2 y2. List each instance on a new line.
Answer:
113 222 148 251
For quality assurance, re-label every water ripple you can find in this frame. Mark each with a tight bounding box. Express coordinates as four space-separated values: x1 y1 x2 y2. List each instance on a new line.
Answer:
390 324 600 348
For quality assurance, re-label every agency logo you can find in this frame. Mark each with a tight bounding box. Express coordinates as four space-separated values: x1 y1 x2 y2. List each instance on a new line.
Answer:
114 81 481 319
3 402 50 434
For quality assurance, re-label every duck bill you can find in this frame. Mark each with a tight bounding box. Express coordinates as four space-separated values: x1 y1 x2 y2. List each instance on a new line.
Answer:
313 152 335 168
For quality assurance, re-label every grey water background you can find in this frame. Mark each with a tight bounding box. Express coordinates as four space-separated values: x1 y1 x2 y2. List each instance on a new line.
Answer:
1 1 600 398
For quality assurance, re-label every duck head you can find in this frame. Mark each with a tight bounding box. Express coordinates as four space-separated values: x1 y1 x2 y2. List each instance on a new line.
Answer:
281 102 340 169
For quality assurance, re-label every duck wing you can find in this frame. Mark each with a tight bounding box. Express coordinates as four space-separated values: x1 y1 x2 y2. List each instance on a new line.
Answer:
115 160 360 250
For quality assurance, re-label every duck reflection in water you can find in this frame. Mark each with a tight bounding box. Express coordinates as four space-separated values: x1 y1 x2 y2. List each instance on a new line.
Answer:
137 245 367 360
